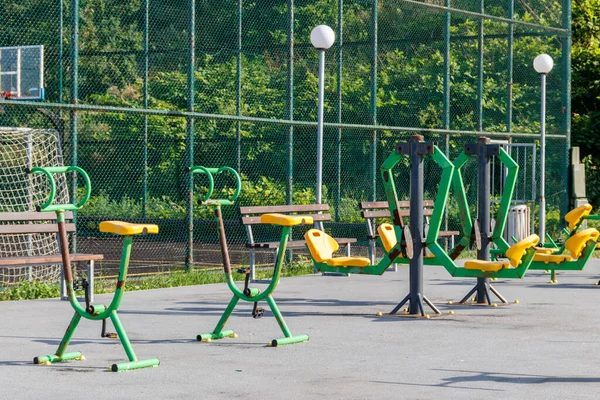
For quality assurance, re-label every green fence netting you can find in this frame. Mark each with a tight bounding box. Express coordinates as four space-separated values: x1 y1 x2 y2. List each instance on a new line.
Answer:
0 0 571 281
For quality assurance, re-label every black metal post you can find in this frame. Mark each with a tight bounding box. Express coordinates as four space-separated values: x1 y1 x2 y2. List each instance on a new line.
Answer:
391 135 441 316
459 137 508 305
409 135 424 314
476 136 491 303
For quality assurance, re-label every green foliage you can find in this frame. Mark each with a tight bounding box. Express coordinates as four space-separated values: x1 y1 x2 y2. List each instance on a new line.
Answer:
0 281 61 301
572 0 600 208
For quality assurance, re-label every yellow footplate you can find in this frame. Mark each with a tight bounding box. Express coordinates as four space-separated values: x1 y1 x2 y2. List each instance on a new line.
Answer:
463 260 509 272
325 257 371 268
99 221 159 236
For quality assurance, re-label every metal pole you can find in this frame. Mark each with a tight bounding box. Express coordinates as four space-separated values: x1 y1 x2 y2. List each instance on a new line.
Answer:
477 0 484 131
142 0 149 218
443 0 450 131
286 0 294 205
443 0 451 237
409 135 424 315
185 0 196 271
70 0 79 253
561 0 572 215
506 0 514 133
58 0 63 104
336 0 343 221
539 73 546 243
370 0 378 201
316 49 325 205
236 0 242 173
476 137 491 303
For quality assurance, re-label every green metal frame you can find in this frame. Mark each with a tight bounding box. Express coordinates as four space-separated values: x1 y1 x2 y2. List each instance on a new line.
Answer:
31 167 159 372
508 206 597 282
306 144 452 275
193 166 307 347
387 145 536 280
528 239 597 275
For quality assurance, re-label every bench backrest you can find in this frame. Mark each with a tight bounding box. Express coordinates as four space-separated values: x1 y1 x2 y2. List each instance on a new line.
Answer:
240 204 331 243
359 200 435 220
0 211 75 235
240 204 331 226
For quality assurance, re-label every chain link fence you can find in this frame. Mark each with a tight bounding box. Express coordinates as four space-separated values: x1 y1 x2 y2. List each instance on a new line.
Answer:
0 0 571 280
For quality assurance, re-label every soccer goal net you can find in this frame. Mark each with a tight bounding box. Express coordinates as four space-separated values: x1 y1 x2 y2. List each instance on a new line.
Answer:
0 127 69 285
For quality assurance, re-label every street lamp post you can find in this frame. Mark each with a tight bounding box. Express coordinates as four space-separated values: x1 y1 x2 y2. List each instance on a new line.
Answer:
310 25 335 211
533 53 554 244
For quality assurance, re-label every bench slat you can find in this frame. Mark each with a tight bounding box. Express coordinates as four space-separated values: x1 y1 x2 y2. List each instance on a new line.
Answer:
240 204 329 215
360 200 434 210
361 209 433 219
0 211 74 222
0 223 76 235
368 230 460 240
246 237 357 249
242 214 331 226
0 253 104 266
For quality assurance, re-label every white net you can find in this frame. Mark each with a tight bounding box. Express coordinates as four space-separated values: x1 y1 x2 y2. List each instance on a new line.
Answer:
0 127 68 284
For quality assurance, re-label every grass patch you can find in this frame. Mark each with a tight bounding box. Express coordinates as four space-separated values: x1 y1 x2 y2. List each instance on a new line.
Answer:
0 257 315 301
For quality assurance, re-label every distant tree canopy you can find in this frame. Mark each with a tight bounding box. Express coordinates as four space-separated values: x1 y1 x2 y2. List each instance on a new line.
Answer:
572 0 600 206
0 1 571 214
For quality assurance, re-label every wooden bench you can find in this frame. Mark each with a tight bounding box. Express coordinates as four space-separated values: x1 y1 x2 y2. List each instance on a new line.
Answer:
0 211 103 302
360 201 460 264
240 204 357 279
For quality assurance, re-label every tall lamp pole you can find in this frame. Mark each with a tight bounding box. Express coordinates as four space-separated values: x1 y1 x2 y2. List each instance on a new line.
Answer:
533 53 553 244
310 25 335 209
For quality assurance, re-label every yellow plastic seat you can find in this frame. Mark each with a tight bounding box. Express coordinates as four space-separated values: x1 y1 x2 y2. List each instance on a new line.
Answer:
464 260 509 272
376 223 433 258
533 228 598 264
260 213 313 227
99 221 159 236
463 234 539 272
565 203 592 230
305 229 371 268
378 223 397 253
325 257 371 268
565 228 599 258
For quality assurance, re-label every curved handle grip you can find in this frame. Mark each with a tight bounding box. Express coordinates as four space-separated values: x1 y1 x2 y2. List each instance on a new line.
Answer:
30 166 92 211
190 166 241 205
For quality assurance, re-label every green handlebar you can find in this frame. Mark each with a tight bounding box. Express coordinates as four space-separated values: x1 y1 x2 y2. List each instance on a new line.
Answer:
191 166 241 204
30 166 92 211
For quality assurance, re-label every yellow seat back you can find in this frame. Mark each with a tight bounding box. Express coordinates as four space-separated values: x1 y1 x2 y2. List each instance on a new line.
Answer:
304 229 339 262
565 203 592 230
565 228 599 259
377 223 397 253
505 234 539 267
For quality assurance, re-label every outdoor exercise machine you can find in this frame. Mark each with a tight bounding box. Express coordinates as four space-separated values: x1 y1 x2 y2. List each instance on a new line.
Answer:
306 135 539 315
523 203 597 283
304 138 436 315
193 166 309 347
31 166 160 372
436 136 539 305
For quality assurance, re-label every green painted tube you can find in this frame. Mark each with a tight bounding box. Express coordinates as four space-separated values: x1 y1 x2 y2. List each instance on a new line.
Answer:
111 358 160 372
55 312 81 358
196 330 235 342
200 296 239 340
271 335 309 347
34 351 82 365
89 304 106 315
265 295 292 338
110 311 137 362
